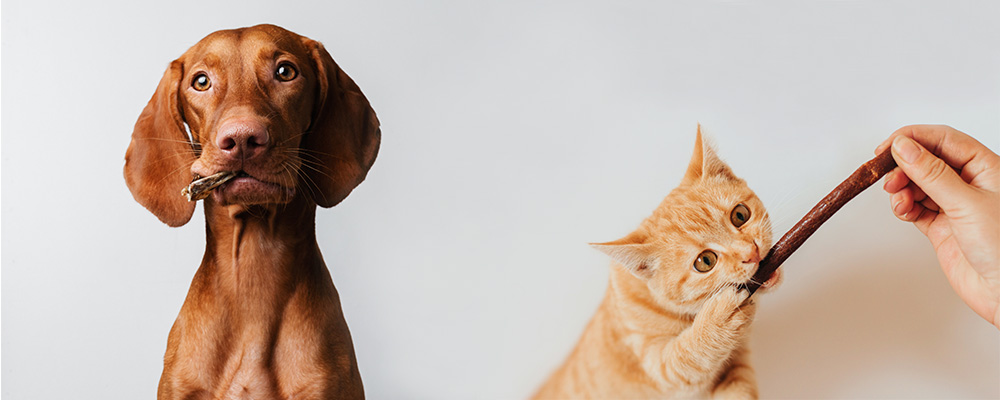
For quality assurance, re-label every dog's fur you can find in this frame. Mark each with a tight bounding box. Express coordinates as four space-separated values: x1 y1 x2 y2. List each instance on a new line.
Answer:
124 24 378 399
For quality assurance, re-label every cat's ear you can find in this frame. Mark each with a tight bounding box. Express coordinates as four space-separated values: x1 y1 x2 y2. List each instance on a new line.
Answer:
682 125 736 184
590 231 655 279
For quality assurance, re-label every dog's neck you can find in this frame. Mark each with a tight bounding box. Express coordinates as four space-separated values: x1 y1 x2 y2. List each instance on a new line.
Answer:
201 194 323 315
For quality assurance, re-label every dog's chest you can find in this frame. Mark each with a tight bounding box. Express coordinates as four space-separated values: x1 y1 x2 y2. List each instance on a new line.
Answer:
218 319 330 398
217 336 326 399
163 261 353 398
222 361 279 399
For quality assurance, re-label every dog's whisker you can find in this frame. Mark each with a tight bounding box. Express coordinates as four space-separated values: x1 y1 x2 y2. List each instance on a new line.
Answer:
135 137 201 146
296 160 339 184
292 147 350 162
292 161 323 196
277 131 310 146
148 157 196 189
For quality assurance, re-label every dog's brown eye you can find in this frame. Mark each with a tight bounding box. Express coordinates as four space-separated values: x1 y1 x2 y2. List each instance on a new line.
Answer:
731 203 751 228
694 250 717 273
275 63 297 81
192 73 211 91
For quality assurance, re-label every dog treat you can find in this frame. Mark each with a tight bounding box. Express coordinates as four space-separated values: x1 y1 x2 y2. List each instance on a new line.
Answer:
181 171 238 201
743 149 897 295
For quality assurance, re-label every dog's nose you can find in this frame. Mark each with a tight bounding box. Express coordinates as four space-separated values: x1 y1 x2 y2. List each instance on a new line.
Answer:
216 119 269 159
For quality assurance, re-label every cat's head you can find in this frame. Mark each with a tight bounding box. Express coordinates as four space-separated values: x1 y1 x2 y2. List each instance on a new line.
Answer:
592 128 775 315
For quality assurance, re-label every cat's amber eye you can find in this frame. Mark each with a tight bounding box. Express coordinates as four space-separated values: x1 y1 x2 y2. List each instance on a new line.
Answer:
275 63 297 81
693 250 717 273
192 73 211 91
730 203 751 228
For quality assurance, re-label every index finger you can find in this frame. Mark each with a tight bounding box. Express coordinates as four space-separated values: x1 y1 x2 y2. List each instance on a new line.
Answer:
876 125 998 184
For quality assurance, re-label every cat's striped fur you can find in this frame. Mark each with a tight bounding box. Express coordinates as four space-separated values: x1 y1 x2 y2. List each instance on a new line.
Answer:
535 129 780 399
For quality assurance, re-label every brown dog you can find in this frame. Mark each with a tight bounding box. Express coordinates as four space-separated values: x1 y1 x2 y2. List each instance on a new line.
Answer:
124 24 379 399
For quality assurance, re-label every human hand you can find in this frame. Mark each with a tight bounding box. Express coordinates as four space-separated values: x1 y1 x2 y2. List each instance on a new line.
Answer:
875 125 1000 329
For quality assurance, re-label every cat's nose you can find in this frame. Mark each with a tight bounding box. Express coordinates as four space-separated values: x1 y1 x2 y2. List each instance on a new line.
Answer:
742 242 761 264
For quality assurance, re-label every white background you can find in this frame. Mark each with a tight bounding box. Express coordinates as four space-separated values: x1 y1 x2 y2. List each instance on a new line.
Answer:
3 1 999 398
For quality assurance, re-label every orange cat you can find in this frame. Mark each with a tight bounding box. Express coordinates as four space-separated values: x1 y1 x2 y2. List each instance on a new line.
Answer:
534 129 781 399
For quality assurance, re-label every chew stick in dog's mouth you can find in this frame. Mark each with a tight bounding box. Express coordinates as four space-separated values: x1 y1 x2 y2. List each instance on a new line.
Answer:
743 149 897 296
181 171 238 201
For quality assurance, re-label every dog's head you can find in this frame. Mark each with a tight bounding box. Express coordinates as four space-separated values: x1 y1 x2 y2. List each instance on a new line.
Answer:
125 24 380 226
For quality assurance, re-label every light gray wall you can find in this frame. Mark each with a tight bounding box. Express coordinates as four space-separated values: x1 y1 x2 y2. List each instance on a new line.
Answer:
2 1 998 398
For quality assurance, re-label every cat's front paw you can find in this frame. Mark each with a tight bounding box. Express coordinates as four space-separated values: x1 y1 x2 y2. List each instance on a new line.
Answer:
699 286 756 338
712 378 758 400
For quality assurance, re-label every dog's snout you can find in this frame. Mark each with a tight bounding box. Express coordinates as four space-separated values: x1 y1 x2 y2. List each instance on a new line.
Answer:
216 119 269 159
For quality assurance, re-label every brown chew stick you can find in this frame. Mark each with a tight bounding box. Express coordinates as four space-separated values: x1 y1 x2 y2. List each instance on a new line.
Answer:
743 149 897 296
181 171 238 202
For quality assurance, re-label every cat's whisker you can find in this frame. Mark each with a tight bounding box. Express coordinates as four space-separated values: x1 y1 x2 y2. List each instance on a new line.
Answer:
762 187 808 232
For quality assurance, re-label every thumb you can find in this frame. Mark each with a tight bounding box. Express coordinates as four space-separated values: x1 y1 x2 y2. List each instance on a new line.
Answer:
891 135 975 215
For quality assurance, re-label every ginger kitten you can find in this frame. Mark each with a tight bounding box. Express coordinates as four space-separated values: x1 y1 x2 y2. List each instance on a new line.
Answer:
534 129 781 399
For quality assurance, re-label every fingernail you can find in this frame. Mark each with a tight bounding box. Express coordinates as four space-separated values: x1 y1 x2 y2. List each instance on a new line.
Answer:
893 200 905 215
893 136 920 164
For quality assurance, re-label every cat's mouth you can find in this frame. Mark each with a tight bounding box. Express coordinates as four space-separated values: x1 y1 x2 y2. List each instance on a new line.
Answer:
756 268 782 290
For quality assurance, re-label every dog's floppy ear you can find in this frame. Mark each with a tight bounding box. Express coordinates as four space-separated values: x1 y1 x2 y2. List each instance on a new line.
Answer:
301 39 381 208
124 60 197 227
